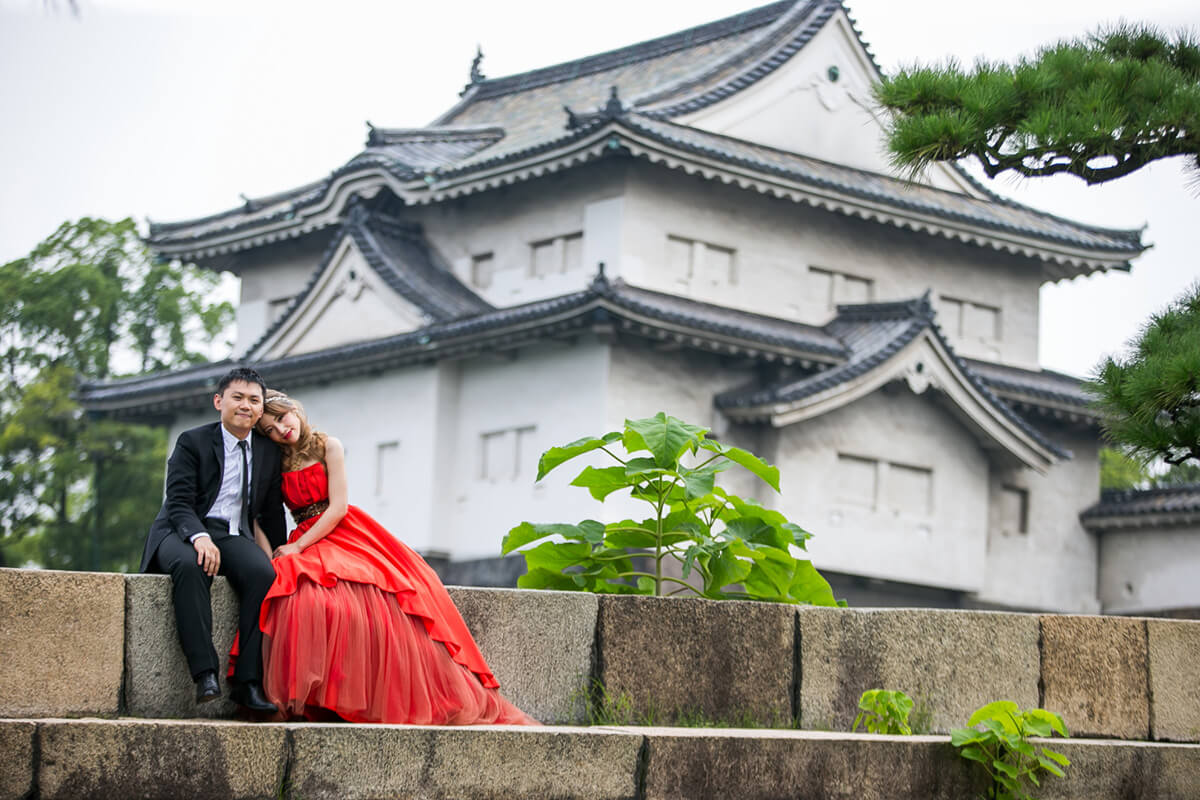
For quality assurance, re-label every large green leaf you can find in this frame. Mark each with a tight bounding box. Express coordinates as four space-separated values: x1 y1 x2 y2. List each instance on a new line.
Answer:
698 439 780 491
536 431 621 481
706 548 751 593
968 701 1021 732
570 465 633 501
605 528 658 549
501 520 604 554
518 567 584 591
723 516 792 550
521 540 593 574
679 463 722 499
625 412 707 468
743 548 795 599
788 559 839 606
1027 708 1069 738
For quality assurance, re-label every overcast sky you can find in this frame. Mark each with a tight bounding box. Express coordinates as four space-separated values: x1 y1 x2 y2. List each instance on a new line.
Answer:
1 0 1196 378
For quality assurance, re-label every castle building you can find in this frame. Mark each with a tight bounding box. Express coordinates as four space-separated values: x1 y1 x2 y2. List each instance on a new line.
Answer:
80 0 1200 614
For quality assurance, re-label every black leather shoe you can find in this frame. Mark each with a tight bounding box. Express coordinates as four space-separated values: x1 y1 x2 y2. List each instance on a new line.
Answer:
229 680 278 713
195 671 221 704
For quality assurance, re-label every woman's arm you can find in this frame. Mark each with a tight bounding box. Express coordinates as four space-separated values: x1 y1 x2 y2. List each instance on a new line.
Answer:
253 520 273 559
272 436 349 558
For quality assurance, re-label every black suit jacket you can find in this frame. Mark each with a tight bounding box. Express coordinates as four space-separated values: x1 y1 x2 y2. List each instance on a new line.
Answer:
140 422 287 573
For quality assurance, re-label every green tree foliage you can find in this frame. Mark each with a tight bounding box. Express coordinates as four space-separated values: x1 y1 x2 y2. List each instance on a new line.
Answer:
1098 447 1152 490
1153 461 1200 486
1088 284 1200 470
1099 447 1200 490
875 25 1200 185
0 218 232 570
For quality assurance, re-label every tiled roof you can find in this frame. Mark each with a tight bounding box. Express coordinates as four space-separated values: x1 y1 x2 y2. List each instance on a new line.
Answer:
77 270 843 415
715 295 1071 459
1082 485 1200 529
237 203 492 361
624 116 1143 254
963 358 1098 420
146 0 1144 267
459 1 795 103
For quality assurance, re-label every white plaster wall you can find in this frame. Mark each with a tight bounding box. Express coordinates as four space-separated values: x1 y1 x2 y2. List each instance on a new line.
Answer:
604 346 755 434
234 234 329 355
769 385 990 591
620 165 1043 368
679 9 970 196
975 428 1101 613
1099 525 1200 613
445 340 611 560
411 161 629 307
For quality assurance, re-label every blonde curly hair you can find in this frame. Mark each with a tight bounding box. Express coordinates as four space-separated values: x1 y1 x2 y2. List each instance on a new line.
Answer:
259 389 326 470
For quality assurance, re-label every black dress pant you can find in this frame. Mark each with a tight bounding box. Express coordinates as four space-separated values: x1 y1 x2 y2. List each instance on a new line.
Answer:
152 523 276 683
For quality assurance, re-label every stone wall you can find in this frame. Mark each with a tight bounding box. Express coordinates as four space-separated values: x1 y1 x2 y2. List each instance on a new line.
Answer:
3 568 1199 743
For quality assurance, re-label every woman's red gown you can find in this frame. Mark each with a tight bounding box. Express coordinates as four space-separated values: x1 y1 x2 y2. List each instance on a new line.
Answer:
256 462 537 725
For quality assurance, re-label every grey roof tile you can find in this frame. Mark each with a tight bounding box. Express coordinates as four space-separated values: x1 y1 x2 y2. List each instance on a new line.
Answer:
1082 485 1200 523
626 116 1143 253
716 295 1071 459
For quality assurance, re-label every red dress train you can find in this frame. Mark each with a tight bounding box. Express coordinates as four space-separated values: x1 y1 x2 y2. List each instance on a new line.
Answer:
256 462 537 725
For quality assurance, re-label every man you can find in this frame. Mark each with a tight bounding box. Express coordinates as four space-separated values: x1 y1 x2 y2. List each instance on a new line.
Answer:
140 366 286 712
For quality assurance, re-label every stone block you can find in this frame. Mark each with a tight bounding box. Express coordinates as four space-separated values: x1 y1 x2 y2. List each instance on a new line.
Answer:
1036 738 1200 799
37 719 287 800
287 723 643 800
1147 619 1200 742
640 728 981 800
124 574 240 719
798 607 1039 733
596 595 794 726
446 587 597 724
1041 614 1149 739
0 721 34 800
0 568 124 718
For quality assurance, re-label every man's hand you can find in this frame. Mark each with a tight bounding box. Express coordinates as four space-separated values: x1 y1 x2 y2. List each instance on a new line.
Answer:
194 536 221 576
272 542 302 560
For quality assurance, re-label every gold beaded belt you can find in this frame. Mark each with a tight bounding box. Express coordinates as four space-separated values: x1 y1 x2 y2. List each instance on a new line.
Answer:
291 500 329 524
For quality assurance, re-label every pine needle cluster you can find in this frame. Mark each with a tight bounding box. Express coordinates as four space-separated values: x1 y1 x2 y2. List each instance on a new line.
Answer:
1088 284 1200 467
875 24 1200 185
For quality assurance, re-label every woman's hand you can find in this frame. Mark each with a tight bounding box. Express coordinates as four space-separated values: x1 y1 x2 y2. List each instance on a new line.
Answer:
272 542 302 560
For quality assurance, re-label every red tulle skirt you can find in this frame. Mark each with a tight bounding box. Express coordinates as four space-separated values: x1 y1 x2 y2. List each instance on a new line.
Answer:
261 576 535 725
237 464 536 726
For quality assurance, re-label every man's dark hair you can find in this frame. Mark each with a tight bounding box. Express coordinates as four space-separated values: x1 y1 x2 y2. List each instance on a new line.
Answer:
216 366 267 397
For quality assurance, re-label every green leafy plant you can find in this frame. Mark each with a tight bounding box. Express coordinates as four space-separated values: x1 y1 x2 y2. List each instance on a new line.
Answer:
502 413 838 605
951 701 1071 800
853 689 914 735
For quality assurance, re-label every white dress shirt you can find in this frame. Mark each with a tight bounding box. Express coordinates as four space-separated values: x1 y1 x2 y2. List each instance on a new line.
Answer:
189 425 253 542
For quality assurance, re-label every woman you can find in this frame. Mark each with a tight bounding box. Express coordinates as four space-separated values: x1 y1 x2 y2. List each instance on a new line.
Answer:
246 389 537 725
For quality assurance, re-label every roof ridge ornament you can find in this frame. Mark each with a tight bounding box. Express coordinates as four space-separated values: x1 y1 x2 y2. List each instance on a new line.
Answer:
461 45 486 96
589 262 610 292
564 86 626 131
365 120 381 147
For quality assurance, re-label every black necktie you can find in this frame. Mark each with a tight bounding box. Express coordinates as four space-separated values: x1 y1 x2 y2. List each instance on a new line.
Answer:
238 439 251 536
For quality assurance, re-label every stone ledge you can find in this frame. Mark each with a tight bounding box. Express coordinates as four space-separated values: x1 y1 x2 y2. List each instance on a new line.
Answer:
1041 614 1150 739
0 569 124 719
124 574 240 719
447 587 597 724
798 607 1040 734
6 719 1198 800
33 718 287 800
596 595 794 726
289 723 642 800
1147 619 1200 742
0 721 34 800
